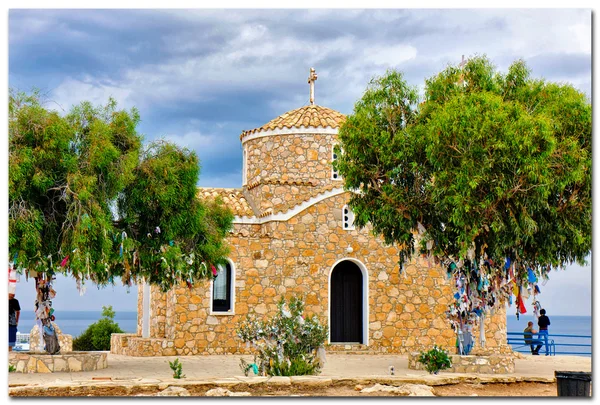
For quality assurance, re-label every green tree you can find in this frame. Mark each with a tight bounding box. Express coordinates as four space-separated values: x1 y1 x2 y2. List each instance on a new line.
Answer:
73 305 125 351
336 56 591 333
9 90 234 351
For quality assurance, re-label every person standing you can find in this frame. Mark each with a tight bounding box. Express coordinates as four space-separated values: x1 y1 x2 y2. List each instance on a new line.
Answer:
537 308 551 355
9 293 21 351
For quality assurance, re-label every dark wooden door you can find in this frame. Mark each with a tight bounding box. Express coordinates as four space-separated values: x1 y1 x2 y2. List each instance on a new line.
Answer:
330 261 363 343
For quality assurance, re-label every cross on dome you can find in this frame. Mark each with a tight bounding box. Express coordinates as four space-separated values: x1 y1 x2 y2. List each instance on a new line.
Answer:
308 67 318 105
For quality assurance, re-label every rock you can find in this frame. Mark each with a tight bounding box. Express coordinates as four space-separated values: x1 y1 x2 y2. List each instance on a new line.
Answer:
156 386 191 396
360 383 435 396
205 388 251 397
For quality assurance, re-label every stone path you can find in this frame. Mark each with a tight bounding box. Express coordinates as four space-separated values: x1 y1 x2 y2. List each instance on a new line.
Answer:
7 353 591 396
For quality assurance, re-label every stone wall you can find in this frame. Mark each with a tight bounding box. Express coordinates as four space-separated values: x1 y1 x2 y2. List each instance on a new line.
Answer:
29 323 73 353
244 133 343 212
9 351 107 373
113 192 509 357
408 352 515 374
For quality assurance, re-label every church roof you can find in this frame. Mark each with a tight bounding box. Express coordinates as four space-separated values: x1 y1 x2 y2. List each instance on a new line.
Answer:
198 188 255 217
240 105 346 140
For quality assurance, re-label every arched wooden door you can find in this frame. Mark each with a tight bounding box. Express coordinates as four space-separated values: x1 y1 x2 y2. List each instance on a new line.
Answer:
330 261 363 343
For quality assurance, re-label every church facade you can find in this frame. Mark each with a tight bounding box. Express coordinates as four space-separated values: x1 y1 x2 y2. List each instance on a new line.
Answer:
111 72 509 357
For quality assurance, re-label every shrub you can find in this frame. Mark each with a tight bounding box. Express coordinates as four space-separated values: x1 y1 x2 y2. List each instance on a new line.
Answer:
169 358 185 379
73 305 125 351
417 345 452 374
236 296 328 376
9 364 16 372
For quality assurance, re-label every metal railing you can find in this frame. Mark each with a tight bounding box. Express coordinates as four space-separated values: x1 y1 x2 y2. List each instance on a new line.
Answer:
14 332 30 351
507 332 591 356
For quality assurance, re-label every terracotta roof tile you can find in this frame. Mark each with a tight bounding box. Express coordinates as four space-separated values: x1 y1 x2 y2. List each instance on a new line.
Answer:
240 105 346 140
198 188 254 217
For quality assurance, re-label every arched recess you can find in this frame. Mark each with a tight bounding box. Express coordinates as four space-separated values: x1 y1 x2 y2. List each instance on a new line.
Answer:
210 259 236 315
328 258 369 345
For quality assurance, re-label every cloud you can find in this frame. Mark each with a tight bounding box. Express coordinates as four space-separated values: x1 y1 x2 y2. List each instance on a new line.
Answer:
163 130 219 152
51 77 134 113
7 8 592 315
198 170 243 189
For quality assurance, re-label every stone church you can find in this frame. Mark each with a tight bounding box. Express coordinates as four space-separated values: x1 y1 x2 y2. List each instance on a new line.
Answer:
111 69 508 357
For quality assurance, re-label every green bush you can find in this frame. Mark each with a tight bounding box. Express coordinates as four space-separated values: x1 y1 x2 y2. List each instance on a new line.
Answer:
169 358 185 379
236 296 328 376
73 306 124 351
417 345 452 374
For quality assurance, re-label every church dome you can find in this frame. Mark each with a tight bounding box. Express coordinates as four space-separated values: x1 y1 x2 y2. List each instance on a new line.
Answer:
240 104 346 141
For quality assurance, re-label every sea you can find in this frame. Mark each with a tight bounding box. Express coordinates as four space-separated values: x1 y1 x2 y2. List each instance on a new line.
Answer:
506 315 592 357
16 312 591 356
17 310 138 338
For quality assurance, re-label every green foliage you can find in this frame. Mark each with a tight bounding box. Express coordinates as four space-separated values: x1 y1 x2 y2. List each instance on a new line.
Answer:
117 141 233 290
417 346 452 374
236 297 328 376
9 364 16 372
168 358 185 379
72 306 124 351
8 90 233 291
336 56 591 309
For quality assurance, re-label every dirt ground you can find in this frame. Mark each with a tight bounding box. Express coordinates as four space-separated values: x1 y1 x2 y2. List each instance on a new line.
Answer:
10 381 561 397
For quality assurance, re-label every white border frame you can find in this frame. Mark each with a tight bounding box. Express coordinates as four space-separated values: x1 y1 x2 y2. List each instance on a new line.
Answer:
327 258 369 346
209 259 236 316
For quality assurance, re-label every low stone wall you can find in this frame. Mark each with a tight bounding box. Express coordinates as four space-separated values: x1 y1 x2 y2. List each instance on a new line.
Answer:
110 333 136 355
408 352 515 374
29 323 73 353
9 351 107 373
110 334 178 357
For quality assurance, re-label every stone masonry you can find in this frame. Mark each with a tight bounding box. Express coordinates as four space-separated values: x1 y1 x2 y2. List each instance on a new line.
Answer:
111 102 510 357
29 323 73 353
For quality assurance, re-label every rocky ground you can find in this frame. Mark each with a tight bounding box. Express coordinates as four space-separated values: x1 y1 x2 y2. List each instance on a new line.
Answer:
9 381 561 397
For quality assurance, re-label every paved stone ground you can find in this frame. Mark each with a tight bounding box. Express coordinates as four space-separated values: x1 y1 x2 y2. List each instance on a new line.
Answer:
8 352 590 388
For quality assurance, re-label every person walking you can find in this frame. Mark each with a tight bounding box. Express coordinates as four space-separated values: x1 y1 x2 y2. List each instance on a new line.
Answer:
9 293 21 351
537 309 551 355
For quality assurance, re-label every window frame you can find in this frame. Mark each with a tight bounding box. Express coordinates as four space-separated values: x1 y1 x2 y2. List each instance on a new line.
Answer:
342 204 355 230
210 260 236 315
332 145 342 181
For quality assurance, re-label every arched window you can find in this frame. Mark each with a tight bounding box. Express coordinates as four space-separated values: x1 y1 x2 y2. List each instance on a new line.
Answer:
342 205 355 230
212 261 235 314
332 146 341 180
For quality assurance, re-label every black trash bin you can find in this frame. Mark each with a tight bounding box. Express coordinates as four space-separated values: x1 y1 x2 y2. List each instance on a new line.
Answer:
555 371 592 397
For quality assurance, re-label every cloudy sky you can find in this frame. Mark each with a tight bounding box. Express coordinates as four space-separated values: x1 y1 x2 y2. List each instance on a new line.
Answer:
6 8 593 316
